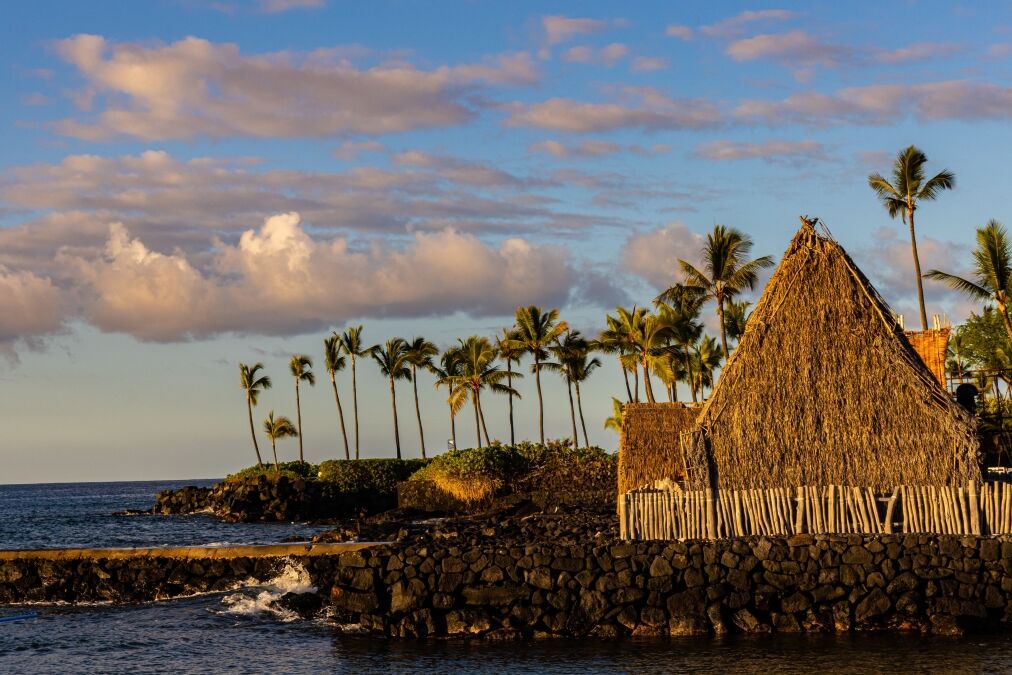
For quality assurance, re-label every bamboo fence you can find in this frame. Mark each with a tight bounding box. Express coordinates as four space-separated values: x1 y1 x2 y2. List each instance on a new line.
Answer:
619 482 1012 541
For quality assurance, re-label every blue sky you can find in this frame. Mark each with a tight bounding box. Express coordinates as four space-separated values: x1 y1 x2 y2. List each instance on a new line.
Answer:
1 0 1009 482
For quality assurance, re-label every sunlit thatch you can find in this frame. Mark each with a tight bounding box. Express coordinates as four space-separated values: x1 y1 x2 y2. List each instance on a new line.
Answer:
618 403 700 494
905 328 951 386
692 224 979 490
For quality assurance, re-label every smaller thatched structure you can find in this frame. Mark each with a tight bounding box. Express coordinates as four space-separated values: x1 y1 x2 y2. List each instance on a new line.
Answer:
905 328 951 387
618 403 699 494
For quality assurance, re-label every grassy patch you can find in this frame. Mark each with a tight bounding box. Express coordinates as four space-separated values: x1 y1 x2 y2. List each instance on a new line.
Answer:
317 458 429 495
225 460 319 482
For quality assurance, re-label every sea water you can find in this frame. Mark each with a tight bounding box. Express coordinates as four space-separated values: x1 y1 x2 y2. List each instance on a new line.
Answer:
2 481 1012 673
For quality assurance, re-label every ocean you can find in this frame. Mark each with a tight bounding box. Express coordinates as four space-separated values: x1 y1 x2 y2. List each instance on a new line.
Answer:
2 481 1012 674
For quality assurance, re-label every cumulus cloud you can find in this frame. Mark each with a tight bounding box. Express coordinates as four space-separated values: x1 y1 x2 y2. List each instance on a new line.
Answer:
620 222 704 290
562 43 628 66
695 139 827 164
542 16 611 46
0 267 67 361
506 87 721 133
51 35 537 140
735 80 1012 126
665 24 693 40
61 213 577 341
257 0 324 12
700 9 797 39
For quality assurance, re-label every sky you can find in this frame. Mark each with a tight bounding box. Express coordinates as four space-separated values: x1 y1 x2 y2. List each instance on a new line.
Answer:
0 0 1008 483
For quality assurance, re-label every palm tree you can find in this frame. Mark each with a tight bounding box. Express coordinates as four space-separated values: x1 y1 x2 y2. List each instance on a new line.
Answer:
723 300 751 346
262 411 298 473
569 345 602 448
631 312 671 403
597 306 648 402
655 291 703 403
323 333 351 460
926 220 1012 342
494 328 525 444
546 331 585 449
596 310 637 402
448 336 518 449
690 335 723 398
404 337 439 458
431 347 466 450
604 398 625 434
371 338 412 459
239 362 272 466
339 326 369 460
664 225 773 359
513 306 567 444
869 145 955 331
289 354 315 464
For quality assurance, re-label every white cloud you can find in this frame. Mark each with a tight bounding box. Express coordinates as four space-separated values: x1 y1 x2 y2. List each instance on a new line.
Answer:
695 139 827 163
506 87 721 132
52 35 538 140
665 24 693 40
542 16 611 46
0 267 66 361
620 222 704 290
700 9 797 39
62 213 577 341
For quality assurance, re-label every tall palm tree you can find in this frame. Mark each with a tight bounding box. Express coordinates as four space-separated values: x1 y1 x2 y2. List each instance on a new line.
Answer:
596 311 636 402
690 335 723 398
404 337 438 458
289 354 315 464
569 345 602 448
665 225 773 359
494 328 525 444
371 338 412 459
655 291 703 403
431 347 466 450
339 326 369 460
597 307 648 402
926 220 1012 342
448 336 518 449
239 362 272 466
631 312 671 403
546 331 585 449
604 398 626 434
869 145 955 331
723 300 751 346
323 333 351 460
262 411 298 473
513 306 567 444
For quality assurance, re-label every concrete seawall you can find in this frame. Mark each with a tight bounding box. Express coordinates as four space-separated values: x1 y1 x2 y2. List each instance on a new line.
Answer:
0 543 377 604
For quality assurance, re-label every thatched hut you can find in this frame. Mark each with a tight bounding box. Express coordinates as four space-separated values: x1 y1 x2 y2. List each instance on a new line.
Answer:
686 224 980 491
618 403 699 494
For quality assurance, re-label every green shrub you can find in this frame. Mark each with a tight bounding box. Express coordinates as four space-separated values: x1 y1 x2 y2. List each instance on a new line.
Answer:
317 458 429 494
408 441 614 503
225 460 319 482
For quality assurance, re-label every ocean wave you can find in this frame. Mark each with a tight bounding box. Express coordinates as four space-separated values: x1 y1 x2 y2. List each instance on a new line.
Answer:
217 560 318 623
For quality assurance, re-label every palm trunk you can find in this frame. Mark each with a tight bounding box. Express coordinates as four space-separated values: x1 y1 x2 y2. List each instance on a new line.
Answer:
351 355 360 460
633 367 640 402
507 360 515 445
477 390 491 447
642 357 656 403
666 382 674 403
389 376 401 459
908 207 929 332
330 373 350 461
684 344 697 404
247 397 263 466
565 376 578 449
620 358 633 402
295 380 304 464
271 438 279 473
473 394 482 449
411 365 426 459
448 403 457 449
717 297 729 360
535 354 545 444
997 299 1012 344
575 382 589 449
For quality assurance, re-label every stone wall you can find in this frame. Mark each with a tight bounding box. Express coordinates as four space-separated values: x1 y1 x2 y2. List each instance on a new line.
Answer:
316 534 1012 638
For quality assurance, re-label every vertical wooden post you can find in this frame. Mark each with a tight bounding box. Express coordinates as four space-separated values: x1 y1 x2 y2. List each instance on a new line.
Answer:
884 486 898 534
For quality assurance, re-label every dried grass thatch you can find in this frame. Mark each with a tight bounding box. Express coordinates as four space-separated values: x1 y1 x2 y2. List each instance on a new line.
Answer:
694 225 979 491
618 403 700 494
905 328 951 386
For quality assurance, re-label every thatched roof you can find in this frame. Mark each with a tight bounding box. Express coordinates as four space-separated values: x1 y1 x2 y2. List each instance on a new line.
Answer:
905 328 951 387
693 225 979 491
618 403 699 494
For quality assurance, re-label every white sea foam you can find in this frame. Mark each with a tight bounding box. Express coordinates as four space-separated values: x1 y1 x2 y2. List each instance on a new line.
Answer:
218 560 318 622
